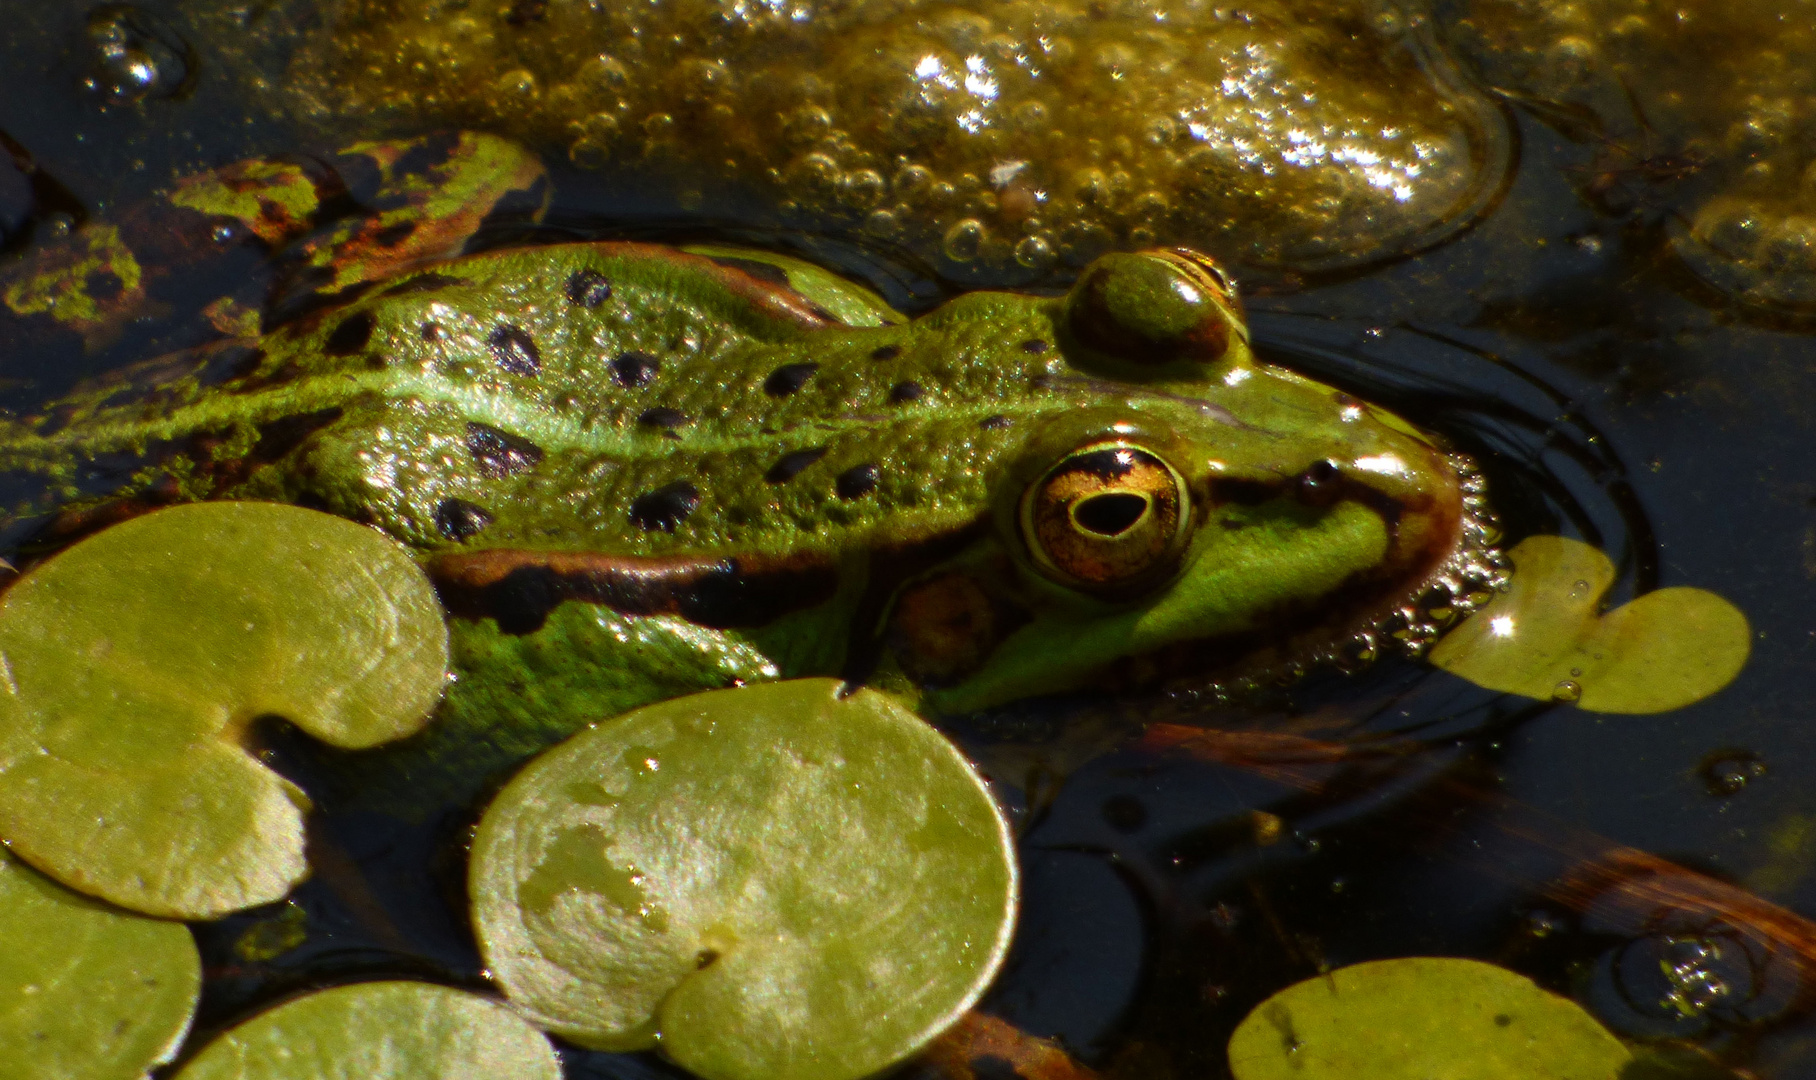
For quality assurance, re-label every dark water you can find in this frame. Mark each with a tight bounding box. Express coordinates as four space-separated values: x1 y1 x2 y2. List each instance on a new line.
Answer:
3 3 1815 1078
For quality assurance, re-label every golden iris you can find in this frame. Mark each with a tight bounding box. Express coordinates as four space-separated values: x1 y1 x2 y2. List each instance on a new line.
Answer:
1020 442 1191 595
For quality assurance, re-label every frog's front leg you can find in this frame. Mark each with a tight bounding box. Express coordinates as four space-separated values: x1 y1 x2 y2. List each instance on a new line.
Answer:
313 602 782 815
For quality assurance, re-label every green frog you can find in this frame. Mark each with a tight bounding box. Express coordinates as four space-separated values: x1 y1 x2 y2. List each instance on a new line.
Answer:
0 133 1501 801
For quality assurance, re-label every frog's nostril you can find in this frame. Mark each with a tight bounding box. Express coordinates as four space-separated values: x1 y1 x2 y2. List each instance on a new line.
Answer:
1073 492 1150 536
1297 460 1342 506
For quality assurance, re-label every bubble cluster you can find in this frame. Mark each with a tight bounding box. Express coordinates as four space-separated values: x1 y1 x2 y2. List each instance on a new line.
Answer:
1448 0 1816 307
284 0 1509 284
78 4 195 105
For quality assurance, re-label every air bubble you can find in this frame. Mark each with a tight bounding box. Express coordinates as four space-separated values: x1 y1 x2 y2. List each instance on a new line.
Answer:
578 54 629 92
1012 100 1049 131
789 152 841 202
1697 748 1765 796
841 168 886 209
942 217 985 262
1013 233 1055 271
863 208 900 237
893 164 934 199
80 4 194 106
495 68 539 98
1551 680 1583 703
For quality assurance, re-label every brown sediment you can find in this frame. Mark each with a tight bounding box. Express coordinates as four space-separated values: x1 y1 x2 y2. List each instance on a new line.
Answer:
920 1011 1101 1080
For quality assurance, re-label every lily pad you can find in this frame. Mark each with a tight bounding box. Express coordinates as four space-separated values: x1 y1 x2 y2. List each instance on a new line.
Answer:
1226 957 1632 1080
0 850 200 1080
470 677 1018 1080
1429 535 1750 714
170 980 561 1080
0 501 448 918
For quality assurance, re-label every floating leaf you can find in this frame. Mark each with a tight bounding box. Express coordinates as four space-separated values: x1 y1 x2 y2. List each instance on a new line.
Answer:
1430 536 1749 714
171 980 561 1080
470 677 1018 1080
0 502 448 918
1226 957 1631 1080
0 850 200 1080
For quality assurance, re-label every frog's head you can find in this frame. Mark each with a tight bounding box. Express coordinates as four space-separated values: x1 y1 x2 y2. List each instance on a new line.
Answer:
893 249 1498 714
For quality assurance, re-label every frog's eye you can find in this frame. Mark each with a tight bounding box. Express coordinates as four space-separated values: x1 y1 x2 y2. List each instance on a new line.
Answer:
1063 248 1244 369
1020 442 1192 595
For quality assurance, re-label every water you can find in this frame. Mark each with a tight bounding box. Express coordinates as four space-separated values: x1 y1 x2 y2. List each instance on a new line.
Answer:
4 2 1816 1077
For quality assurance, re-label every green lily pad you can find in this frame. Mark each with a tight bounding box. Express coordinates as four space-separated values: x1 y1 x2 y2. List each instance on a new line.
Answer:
0 849 200 1080
1429 535 1750 714
0 502 448 918
171 980 561 1080
470 677 1018 1080
1226 957 1632 1080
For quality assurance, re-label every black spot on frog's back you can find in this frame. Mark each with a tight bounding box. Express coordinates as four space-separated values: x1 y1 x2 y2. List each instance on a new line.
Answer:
434 498 494 541
253 408 345 463
364 132 460 205
766 447 828 484
836 463 879 500
565 268 612 308
610 352 660 387
637 407 689 432
630 481 701 532
764 363 818 397
324 310 376 356
370 220 418 248
487 324 541 376
465 422 544 478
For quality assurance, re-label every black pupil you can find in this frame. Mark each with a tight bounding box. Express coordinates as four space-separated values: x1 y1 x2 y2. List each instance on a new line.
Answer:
1074 492 1149 536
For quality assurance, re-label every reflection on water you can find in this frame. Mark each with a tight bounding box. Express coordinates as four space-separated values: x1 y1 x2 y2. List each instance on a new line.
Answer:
2 0 1816 1077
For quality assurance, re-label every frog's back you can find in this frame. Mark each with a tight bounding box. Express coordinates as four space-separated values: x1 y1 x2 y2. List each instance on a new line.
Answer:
0 242 1071 562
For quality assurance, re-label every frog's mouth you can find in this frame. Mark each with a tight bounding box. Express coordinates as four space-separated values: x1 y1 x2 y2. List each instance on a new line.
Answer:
1087 452 1509 698
911 452 1508 714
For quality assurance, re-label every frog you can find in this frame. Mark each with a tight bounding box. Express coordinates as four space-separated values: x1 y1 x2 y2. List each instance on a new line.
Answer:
0 132 1503 806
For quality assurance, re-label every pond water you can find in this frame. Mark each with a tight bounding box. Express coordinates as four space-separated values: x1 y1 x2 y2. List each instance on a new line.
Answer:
2 1 1814 1077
